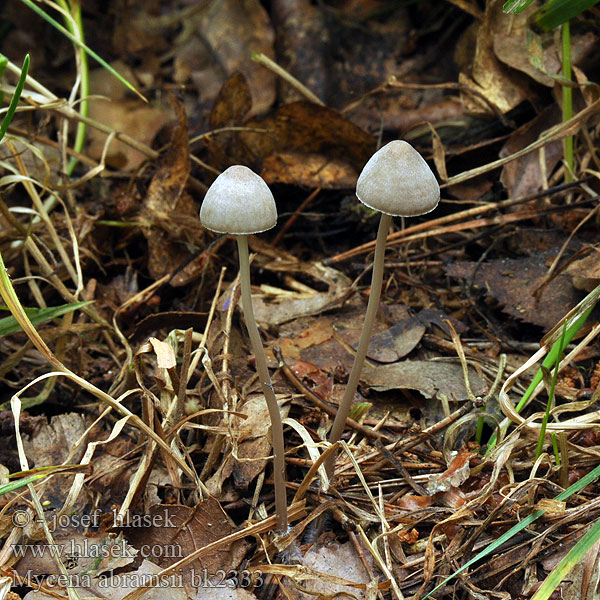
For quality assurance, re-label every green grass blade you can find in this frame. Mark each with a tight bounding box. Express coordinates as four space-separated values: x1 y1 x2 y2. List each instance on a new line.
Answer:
0 472 48 495
0 53 29 143
516 307 592 414
0 54 7 104
531 519 600 600
17 0 146 102
486 306 593 452
503 0 535 13
535 323 568 459
535 0 600 31
421 462 600 599
0 301 93 337
561 20 574 181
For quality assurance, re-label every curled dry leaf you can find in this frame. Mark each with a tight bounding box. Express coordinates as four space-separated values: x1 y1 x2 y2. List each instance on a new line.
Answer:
148 337 176 370
426 450 476 494
139 97 207 285
252 260 352 327
396 495 434 511
456 0 534 114
173 0 275 117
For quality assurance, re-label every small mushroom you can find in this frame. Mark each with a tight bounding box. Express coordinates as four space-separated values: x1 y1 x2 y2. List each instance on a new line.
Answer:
325 141 440 476
200 165 288 532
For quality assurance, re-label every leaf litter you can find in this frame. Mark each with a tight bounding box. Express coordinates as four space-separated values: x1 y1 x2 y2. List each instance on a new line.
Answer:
0 1 600 600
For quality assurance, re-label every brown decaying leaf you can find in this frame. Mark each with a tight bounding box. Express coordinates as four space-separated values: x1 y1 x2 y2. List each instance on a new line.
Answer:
241 102 375 172
494 26 598 88
207 396 290 495
172 0 275 117
232 396 290 489
426 449 475 494
566 250 600 292
500 105 563 199
275 319 334 361
209 71 253 129
362 361 487 402
86 62 169 170
444 253 581 330
396 494 434 511
139 96 206 285
261 152 359 189
205 75 376 173
457 0 535 114
292 541 374 600
117 501 248 590
204 71 375 180
22 413 87 468
365 318 426 363
252 259 352 327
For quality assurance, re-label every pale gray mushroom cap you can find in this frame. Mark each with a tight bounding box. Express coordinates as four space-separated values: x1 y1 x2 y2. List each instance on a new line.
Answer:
200 165 277 234
356 140 440 217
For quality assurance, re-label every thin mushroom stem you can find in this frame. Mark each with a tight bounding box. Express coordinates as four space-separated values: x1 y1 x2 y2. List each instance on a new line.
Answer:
325 212 393 478
236 235 288 532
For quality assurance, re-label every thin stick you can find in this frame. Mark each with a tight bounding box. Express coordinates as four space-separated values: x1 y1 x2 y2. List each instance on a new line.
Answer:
252 53 324 106
237 236 288 532
325 213 392 477
325 178 591 264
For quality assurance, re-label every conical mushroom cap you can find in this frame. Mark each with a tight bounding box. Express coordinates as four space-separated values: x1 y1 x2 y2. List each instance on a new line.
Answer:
200 165 277 234
356 141 440 217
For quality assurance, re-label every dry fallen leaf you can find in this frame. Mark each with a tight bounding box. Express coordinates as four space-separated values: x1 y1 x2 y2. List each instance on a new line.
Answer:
365 318 426 363
149 337 176 370
566 250 600 292
139 96 207 285
252 260 352 327
118 501 249 592
426 449 475 494
291 541 375 600
261 152 359 189
362 361 487 402
444 254 581 330
207 396 290 495
87 63 169 171
494 25 598 88
500 105 563 199
173 0 275 117
457 0 534 114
